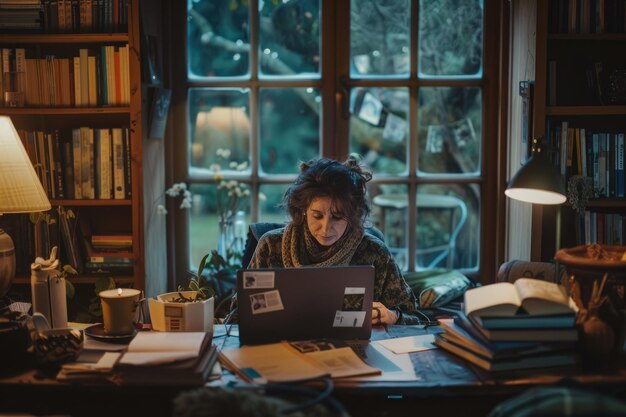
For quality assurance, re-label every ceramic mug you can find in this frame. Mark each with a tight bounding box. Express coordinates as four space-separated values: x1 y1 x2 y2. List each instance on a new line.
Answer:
99 288 142 335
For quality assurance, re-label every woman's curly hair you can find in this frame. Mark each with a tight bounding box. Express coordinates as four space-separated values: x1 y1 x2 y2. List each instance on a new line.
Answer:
282 156 372 234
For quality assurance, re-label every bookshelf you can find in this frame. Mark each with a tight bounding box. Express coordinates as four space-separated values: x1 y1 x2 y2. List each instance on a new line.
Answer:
532 0 626 261
0 0 144 293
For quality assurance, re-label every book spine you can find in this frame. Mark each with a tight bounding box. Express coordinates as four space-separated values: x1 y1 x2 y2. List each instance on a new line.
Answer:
87 54 97 106
123 127 131 199
46 131 57 199
618 133 624 198
61 131 75 199
98 128 109 199
79 48 89 107
72 56 81 107
112 127 124 199
72 127 82 199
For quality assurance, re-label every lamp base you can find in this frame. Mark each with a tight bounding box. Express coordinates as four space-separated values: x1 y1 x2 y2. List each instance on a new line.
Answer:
0 228 16 298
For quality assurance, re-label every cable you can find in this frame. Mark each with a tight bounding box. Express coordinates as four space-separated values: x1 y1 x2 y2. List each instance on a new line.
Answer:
263 377 351 417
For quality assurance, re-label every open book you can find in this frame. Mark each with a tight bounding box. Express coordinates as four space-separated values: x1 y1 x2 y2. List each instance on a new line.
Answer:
464 278 577 319
115 331 218 385
219 339 381 384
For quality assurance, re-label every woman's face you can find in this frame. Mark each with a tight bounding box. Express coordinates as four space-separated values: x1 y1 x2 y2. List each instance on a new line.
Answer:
305 196 348 246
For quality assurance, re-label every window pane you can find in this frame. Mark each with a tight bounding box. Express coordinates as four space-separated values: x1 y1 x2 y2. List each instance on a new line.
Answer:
188 89 250 174
187 0 250 78
259 0 321 77
259 88 321 174
417 86 481 175
418 0 483 77
416 185 478 270
259 184 290 223
350 87 408 175
189 184 251 269
350 0 410 77
370 184 409 271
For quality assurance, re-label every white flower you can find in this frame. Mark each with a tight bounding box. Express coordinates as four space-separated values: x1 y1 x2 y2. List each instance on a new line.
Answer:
159 182 192 213
229 161 238 169
217 148 231 159
209 163 221 172
237 161 248 171
259 192 267 201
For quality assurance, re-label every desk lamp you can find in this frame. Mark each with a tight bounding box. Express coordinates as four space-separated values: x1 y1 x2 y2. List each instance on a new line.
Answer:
0 116 51 303
505 138 566 282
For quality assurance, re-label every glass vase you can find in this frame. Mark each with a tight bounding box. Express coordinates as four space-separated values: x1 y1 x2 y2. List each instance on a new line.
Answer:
217 216 233 260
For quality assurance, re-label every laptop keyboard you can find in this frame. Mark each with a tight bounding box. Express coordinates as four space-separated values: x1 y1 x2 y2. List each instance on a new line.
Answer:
346 340 369 360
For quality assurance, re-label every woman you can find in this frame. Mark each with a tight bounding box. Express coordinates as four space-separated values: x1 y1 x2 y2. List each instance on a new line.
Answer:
248 156 419 325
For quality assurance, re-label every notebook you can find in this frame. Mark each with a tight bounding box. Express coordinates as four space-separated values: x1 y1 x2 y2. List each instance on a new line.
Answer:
237 265 375 345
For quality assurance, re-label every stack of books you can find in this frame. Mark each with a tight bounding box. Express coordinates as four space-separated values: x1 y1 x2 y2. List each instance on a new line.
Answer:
435 278 580 372
115 331 219 385
80 216 133 275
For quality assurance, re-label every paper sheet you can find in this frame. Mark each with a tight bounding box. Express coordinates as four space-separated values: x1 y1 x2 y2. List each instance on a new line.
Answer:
374 334 437 354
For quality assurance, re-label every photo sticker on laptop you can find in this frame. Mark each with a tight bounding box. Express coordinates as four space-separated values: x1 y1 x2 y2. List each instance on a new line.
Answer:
342 287 365 311
250 290 284 314
242 271 275 289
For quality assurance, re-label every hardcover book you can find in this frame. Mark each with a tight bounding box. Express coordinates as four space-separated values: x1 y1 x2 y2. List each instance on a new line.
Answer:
463 278 577 319
434 333 578 372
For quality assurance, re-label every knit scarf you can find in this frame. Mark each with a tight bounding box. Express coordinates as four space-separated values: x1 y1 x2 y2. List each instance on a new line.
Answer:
281 222 364 267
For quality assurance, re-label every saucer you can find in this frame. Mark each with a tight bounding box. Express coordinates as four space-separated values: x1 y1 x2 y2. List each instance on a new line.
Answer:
84 323 140 344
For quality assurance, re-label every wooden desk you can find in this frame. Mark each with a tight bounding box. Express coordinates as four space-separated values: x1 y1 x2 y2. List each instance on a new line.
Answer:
1 325 626 417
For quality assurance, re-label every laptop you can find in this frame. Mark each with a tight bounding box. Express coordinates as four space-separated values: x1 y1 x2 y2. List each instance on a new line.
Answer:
237 265 375 346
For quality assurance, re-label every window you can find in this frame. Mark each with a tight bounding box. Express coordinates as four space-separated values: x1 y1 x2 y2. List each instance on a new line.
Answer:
172 0 503 279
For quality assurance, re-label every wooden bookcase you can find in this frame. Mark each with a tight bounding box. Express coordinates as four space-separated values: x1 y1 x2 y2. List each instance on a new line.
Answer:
0 0 144 292
532 0 626 261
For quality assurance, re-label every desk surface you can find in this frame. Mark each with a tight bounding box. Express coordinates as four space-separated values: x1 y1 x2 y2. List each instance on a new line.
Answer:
2 324 626 417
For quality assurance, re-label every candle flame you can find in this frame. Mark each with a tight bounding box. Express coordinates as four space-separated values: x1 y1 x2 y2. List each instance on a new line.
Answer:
117 288 122 296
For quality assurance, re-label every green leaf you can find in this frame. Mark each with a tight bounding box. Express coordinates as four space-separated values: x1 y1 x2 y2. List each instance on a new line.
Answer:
196 253 211 279
62 264 78 275
75 312 93 323
88 301 102 317
94 277 116 294
65 280 75 299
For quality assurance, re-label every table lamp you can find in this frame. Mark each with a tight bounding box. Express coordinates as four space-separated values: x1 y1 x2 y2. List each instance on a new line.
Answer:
505 138 566 282
0 116 51 300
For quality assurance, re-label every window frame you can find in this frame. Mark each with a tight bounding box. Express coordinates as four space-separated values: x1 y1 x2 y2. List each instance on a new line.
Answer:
166 0 509 286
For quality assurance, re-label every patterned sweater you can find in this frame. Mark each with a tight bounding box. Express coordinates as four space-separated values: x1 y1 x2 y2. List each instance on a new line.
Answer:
249 227 420 325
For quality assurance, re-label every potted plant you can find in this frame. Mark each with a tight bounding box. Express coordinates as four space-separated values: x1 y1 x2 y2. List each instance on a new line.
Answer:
149 253 216 332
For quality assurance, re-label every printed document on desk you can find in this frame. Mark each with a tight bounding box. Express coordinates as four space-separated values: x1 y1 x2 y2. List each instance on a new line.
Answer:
340 342 419 382
219 339 381 384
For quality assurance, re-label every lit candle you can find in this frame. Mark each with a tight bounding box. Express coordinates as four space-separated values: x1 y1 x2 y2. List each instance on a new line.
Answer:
99 288 141 335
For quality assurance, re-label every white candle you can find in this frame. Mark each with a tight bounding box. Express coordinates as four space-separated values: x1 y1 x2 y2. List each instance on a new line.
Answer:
99 288 141 335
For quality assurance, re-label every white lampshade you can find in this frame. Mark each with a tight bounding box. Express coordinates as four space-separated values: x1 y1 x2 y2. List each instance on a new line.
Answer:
0 116 51 299
0 116 51 213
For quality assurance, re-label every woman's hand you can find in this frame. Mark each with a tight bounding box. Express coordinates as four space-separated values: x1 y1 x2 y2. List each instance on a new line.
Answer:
371 301 398 326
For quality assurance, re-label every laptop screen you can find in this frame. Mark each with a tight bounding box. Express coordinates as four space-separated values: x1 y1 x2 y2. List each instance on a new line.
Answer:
237 265 375 345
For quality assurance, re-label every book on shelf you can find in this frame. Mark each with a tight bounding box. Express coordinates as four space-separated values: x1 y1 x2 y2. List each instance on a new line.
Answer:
57 206 85 273
91 234 132 248
78 215 133 264
463 278 577 319
434 333 578 372
219 339 381 384
114 331 218 385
